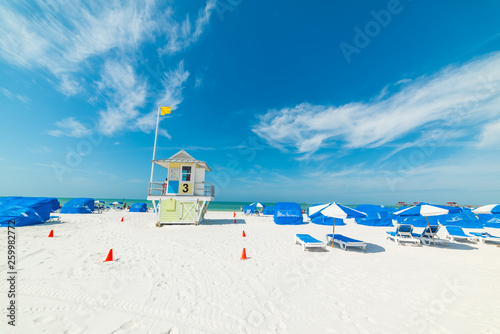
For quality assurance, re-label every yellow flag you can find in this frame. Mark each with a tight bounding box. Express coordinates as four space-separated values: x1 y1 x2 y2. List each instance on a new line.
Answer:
160 106 171 115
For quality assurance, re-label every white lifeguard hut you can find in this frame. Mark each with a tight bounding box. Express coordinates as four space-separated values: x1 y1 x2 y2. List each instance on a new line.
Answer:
147 150 215 225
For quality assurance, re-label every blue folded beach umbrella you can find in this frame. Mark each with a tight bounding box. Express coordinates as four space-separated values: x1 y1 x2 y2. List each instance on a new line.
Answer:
472 204 500 215
394 203 462 245
320 202 367 247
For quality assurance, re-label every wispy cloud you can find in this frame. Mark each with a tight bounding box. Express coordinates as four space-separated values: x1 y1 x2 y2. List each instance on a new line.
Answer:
136 60 190 135
58 75 82 96
158 0 216 55
0 1 157 75
0 88 28 103
477 118 500 148
1 0 215 137
97 60 147 136
253 52 500 155
46 117 91 138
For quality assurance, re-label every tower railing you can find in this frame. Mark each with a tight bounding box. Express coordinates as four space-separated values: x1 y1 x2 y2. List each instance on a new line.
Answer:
148 182 215 197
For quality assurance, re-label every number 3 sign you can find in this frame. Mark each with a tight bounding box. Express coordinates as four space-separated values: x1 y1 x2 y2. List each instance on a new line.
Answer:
179 183 193 194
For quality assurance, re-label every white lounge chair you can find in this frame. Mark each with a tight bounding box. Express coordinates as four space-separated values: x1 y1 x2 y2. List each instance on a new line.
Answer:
411 225 449 246
295 234 327 251
386 224 421 245
47 215 60 222
468 231 500 244
445 226 477 243
326 234 367 251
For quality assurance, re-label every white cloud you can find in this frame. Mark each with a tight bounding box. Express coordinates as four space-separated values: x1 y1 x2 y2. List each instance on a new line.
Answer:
0 88 28 103
46 117 91 137
97 60 147 136
0 1 215 140
136 60 189 134
0 1 157 74
253 52 500 154
477 119 500 148
58 75 82 96
158 0 216 55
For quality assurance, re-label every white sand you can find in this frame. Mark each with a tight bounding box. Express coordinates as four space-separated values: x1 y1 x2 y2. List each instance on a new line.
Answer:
1 210 500 334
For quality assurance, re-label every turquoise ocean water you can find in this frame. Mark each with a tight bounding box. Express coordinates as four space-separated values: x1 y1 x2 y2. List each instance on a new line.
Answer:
55 198 317 211
3 197 396 211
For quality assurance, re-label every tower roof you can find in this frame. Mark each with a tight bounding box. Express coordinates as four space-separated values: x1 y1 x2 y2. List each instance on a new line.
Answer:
152 150 211 171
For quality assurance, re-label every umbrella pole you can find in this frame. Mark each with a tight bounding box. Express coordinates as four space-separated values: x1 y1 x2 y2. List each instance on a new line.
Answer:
332 219 335 248
425 216 436 246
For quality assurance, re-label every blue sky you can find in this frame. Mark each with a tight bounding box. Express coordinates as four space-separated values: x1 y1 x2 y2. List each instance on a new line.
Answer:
1 0 500 205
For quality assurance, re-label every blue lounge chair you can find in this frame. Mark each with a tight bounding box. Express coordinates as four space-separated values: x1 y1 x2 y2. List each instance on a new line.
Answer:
411 225 449 246
295 234 326 251
468 232 500 244
445 226 477 243
386 224 420 245
325 234 367 251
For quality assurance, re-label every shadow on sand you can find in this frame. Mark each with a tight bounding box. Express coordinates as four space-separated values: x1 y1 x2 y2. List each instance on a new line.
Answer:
437 241 479 251
364 243 386 253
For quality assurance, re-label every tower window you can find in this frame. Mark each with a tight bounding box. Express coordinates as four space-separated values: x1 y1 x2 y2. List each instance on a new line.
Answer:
182 166 191 181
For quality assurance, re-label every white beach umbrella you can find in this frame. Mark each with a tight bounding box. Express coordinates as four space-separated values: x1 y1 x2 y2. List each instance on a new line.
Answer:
472 204 500 215
307 203 332 218
320 203 367 247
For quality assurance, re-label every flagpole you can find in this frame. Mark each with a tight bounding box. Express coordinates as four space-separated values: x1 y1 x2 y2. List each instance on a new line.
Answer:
150 103 161 187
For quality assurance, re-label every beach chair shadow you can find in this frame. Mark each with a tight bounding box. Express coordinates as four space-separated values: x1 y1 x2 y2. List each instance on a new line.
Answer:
202 219 246 225
443 242 478 251
364 243 386 253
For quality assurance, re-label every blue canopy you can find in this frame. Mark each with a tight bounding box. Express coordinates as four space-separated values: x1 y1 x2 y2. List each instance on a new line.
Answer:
274 202 304 225
476 213 499 223
0 197 59 221
355 205 394 227
484 217 500 229
438 211 483 228
396 210 483 228
244 205 254 214
129 203 148 212
0 205 45 227
311 215 345 226
60 198 94 214
263 206 275 215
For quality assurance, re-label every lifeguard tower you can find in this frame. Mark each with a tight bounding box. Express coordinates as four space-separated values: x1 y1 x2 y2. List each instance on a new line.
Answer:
147 150 215 225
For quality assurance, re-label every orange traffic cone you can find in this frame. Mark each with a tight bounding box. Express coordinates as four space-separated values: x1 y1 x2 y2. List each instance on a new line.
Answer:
121 217 124 222
104 249 113 262
233 211 236 217
48 230 54 238
240 248 247 260
234 218 237 224
242 230 246 237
